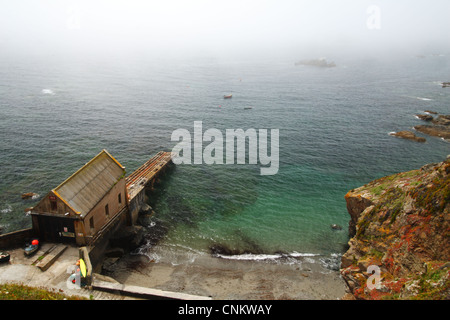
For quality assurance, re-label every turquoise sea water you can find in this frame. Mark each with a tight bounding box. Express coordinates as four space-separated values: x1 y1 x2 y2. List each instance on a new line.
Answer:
1 52 449 266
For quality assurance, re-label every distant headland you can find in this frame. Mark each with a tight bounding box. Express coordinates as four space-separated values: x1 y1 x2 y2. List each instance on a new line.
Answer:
295 58 336 68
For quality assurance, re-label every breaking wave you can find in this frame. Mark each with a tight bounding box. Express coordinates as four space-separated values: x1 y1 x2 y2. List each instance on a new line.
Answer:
214 251 343 271
1 206 12 214
41 89 55 95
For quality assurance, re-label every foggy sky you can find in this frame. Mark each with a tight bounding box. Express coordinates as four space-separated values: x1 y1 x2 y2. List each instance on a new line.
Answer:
1 0 449 58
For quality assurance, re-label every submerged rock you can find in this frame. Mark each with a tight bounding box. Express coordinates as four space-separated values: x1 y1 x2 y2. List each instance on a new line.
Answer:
330 224 343 231
341 158 450 300
139 203 153 215
109 225 145 252
21 192 38 199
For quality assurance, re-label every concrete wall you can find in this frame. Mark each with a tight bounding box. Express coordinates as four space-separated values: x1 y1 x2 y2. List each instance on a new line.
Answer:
128 189 146 225
87 207 129 272
0 228 35 249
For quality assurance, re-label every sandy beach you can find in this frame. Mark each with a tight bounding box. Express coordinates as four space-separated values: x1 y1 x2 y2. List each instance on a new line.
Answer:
103 251 347 300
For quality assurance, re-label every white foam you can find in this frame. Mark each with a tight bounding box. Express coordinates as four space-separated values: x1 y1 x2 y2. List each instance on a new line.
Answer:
218 253 282 261
416 97 432 101
330 253 342 258
42 89 55 95
289 252 320 257
305 257 318 264
1 206 12 214
217 251 320 261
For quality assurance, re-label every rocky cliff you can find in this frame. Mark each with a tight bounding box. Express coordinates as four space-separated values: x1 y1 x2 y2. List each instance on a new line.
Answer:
341 158 450 300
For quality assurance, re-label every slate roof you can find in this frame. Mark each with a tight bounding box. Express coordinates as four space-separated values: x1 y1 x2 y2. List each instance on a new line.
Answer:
53 149 125 217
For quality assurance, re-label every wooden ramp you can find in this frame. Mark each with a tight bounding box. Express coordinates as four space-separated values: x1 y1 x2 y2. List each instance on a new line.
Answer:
126 151 173 200
34 244 67 271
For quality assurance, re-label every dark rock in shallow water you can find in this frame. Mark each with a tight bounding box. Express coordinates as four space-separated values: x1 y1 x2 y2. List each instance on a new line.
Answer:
209 243 264 256
137 213 154 227
330 224 343 231
139 203 153 215
105 247 125 258
210 244 245 256
109 225 145 252
21 192 38 199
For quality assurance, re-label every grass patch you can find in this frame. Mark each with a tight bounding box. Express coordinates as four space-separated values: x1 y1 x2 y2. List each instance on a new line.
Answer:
0 283 89 300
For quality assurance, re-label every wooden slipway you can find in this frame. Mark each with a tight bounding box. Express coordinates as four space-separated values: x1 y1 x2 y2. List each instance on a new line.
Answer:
34 244 68 271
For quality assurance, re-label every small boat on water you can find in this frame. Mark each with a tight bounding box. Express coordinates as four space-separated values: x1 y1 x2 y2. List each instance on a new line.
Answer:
0 252 10 263
224 94 232 99
24 239 40 256
244 106 253 110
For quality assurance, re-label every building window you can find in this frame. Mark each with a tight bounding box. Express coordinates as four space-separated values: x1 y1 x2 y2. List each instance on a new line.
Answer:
89 217 94 231
105 204 109 218
118 193 122 204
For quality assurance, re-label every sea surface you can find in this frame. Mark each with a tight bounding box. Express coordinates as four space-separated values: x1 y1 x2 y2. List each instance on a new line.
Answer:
1 51 449 271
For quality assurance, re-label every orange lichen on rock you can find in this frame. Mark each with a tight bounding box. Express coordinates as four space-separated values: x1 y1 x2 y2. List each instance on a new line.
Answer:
341 158 450 300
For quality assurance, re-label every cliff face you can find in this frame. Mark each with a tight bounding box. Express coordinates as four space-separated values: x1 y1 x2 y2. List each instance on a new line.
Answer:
341 159 450 300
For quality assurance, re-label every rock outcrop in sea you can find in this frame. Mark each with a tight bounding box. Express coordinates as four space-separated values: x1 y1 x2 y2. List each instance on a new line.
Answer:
414 115 450 142
389 113 450 143
295 58 336 68
341 158 450 300
389 131 426 143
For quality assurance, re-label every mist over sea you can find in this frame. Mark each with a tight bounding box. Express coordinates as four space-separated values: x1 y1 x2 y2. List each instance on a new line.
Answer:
1 51 449 270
